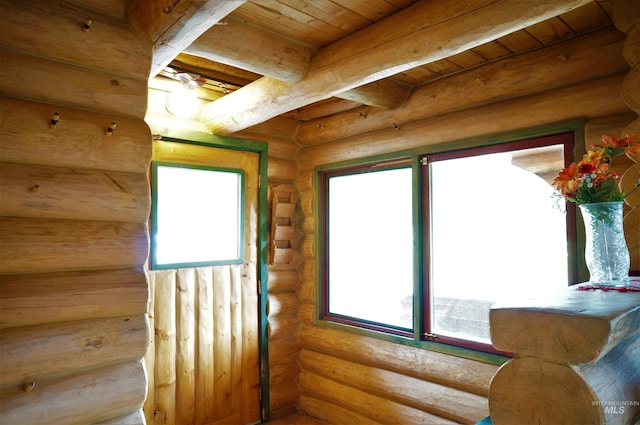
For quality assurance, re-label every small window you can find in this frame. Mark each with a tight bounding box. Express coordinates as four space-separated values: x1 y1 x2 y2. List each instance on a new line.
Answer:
151 162 244 269
321 161 414 335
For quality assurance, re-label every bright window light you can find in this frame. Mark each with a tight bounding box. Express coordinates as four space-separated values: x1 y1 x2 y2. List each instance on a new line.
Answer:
327 167 413 330
152 163 243 269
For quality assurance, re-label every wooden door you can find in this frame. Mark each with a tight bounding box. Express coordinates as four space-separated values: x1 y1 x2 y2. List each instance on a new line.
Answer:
144 141 261 425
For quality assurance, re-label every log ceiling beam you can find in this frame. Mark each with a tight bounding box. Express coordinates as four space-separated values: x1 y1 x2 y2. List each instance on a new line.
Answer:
126 0 247 77
184 18 411 109
201 0 593 135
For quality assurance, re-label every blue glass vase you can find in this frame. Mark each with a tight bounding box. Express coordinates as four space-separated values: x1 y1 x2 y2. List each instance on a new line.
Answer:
578 201 630 287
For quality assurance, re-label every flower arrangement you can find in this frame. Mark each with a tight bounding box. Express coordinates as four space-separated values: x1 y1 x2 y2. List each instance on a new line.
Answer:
553 133 640 205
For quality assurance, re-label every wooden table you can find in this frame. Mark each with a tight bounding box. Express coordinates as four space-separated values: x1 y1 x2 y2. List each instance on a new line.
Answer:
488 283 640 425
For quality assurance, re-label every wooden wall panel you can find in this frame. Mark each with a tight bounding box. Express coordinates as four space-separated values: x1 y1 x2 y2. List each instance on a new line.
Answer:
0 268 147 329
0 315 148 387
299 370 458 424
0 217 148 274
0 97 152 173
0 47 148 119
297 73 629 171
0 163 149 222
0 1 149 77
146 266 261 425
0 361 147 425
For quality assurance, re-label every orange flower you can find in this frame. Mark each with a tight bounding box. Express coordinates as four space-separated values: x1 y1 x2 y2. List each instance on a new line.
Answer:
553 162 580 194
582 149 605 164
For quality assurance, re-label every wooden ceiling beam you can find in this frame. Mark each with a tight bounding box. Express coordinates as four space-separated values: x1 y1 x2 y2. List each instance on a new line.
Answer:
126 0 246 77
184 17 314 83
201 0 592 134
185 18 410 108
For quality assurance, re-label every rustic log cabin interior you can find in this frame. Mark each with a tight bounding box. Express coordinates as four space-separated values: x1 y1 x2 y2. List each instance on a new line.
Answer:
1 0 639 424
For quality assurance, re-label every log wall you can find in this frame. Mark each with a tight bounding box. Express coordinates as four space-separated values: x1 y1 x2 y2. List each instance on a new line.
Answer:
0 1 151 424
293 24 638 424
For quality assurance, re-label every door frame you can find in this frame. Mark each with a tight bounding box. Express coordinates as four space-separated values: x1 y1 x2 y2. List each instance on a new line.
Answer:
155 131 270 422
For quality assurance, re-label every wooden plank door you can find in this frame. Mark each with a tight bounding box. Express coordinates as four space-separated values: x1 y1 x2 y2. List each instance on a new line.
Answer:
144 141 261 425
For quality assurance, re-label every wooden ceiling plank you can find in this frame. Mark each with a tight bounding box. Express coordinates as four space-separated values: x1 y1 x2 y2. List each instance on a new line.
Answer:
525 17 575 44
230 1 339 47
470 41 513 61
201 0 593 134
173 54 261 86
495 29 543 53
331 0 405 22
127 0 247 77
277 0 374 34
447 50 487 69
560 1 613 33
184 17 314 83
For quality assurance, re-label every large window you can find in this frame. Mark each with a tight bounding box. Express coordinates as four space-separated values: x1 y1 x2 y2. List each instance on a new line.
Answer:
320 133 576 354
151 162 244 269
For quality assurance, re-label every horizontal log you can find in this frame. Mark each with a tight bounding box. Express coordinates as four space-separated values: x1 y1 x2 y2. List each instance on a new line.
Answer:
297 73 630 171
269 360 299 386
0 97 152 173
294 99 361 121
612 0 640 33
95 408 145 425
0 360 147 425
0 47 148 119
0 268 147 329
491 358 601 425
300 217 315 234
267 270 299 292
0 315 148 387
298 325 498 396
0 1 150 78
300 235 315 259
295 170 314 192
299 192 314 216
269 381 299 413
298 394 381 425
490 288 640 363
623 25 640 65
298 303 316 324
622 64 640 113
299 349 489 424
268 313 300 340
267 157 296 182
0 163 149 223
298 370 457 424
269 336 301 365
299 261 315 283
0 217 149 274
297 26 627 146
267 292 300 317
296 281 315 304
237 116 300 143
